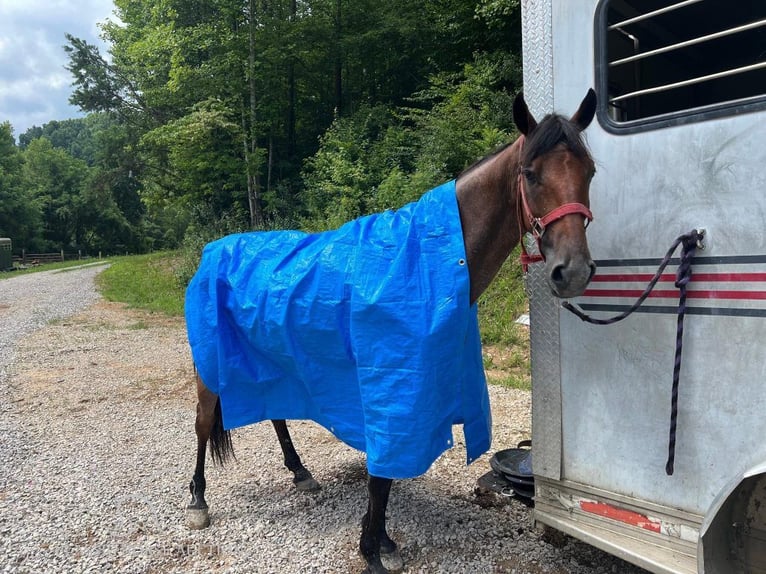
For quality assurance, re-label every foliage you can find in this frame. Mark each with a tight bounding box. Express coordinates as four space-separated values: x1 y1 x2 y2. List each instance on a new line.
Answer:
18 115 105 165
300 105 415 230
21 138 90 250
8 115 147 254
0 123 43 248
139 99 246 215
408 51 521 180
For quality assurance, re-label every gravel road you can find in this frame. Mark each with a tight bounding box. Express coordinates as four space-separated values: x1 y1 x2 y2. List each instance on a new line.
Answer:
0 266 647 574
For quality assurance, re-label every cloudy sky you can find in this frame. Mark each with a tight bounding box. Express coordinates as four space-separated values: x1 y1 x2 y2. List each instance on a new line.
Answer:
0 0 115 141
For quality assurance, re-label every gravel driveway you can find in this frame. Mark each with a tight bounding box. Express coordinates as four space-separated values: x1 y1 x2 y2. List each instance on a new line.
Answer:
0 266 647 574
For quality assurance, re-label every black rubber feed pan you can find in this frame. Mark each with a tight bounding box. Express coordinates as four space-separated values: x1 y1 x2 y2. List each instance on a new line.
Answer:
490 440 532 479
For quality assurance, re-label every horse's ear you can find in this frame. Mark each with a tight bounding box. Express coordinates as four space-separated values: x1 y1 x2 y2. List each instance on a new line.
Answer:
571 88 597 131
513 91 537 136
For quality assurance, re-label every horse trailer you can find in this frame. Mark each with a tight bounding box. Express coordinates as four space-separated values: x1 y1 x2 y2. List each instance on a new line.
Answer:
521 1 766 573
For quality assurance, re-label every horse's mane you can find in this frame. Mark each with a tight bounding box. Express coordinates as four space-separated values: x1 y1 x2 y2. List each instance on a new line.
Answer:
521 113 592 164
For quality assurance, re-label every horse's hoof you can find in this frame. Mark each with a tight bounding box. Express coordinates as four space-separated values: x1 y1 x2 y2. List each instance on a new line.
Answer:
186 507 211 530
361 560 391 574
380 547 403 572
295 476 321 492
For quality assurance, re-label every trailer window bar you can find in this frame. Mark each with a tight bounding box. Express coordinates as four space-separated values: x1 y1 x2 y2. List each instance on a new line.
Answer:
610 61 766 104
607 0 703 31
596 0 766 132
609 19 766 68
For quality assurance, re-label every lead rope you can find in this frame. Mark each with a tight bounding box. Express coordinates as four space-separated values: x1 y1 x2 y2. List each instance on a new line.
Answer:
562 229 704 475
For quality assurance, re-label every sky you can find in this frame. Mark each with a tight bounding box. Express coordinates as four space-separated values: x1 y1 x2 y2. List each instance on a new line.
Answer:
0 0 116 141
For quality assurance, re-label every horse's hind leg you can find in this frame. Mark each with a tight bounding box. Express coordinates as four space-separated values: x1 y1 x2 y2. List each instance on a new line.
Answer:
271 419 320 491
186 374 232 529
360 476 403 574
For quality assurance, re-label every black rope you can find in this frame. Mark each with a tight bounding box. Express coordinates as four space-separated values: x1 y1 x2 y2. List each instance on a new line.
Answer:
563 230 704 476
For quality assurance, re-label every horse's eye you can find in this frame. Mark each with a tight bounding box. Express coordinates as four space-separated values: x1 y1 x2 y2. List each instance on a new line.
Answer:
522 168 537 184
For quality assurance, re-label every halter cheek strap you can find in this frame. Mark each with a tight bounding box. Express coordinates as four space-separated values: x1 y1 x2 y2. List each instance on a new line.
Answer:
516 143 593 272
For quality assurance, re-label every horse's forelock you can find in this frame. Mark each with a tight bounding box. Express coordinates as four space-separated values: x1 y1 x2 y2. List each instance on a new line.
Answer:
522 114 591 165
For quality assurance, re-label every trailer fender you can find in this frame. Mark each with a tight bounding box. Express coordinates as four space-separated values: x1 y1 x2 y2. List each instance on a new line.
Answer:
698 460 766 574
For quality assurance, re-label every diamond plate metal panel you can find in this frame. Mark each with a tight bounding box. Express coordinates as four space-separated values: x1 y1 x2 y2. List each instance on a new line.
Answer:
528 263 563 481
521 0 554 115
521 0 563 481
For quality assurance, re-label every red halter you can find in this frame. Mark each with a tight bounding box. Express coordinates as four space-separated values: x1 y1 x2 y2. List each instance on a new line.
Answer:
516 137 593 271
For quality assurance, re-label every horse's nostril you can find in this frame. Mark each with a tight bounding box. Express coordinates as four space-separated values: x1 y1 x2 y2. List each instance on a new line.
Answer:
551 264 565 285
588 262 596 282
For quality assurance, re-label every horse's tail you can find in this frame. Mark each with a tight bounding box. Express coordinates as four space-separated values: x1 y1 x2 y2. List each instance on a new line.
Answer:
209 397 235 466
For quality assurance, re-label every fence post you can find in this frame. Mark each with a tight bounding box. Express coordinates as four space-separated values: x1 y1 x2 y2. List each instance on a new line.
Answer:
22 249 26 264
60 250 64 262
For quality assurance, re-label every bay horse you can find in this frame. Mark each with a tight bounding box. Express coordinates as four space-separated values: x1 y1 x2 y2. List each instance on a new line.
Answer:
184 89 598 574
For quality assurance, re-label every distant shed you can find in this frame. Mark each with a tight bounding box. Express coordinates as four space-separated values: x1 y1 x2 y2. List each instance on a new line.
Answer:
0 238 12 270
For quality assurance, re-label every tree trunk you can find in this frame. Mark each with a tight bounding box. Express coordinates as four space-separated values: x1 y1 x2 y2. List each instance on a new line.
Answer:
245 0 265 229
287 0 297 159
334 0 342 116
267 136 273 195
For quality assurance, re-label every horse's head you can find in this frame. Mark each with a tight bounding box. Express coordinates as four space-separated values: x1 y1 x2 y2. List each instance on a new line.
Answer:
513 89 597 298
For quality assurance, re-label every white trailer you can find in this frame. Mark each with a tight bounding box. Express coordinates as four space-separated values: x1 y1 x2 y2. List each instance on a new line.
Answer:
521 1 766 573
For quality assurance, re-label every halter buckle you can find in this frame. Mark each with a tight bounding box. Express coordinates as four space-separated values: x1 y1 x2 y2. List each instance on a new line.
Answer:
531 218 545 238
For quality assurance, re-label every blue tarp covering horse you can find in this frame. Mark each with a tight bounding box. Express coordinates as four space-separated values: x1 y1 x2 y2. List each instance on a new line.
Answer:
185 180 491 479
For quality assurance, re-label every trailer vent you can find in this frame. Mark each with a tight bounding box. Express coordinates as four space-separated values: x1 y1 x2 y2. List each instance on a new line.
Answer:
596 0 766 131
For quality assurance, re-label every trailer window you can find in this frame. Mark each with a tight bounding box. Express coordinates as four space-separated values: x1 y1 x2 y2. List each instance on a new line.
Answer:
596 0 766 132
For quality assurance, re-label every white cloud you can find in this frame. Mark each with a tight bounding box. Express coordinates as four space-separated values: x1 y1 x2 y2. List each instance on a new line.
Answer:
0 0 115 140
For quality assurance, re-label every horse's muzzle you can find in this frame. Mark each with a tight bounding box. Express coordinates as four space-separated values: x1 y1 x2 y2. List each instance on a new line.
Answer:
547 257 596 298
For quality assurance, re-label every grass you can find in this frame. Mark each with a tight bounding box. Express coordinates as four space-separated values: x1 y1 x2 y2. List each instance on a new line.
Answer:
475 247 531 389
96 252 186 316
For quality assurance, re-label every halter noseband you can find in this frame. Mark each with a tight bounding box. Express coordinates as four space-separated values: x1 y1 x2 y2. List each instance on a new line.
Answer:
516 136 593 271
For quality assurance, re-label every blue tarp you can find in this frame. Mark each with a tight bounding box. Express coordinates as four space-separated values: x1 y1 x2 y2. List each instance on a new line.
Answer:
185 180 491 479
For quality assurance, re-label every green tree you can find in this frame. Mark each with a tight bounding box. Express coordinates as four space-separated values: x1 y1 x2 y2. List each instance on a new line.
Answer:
140 99 245 214
18 115 117 166
21 138 90 249
0 122 43 249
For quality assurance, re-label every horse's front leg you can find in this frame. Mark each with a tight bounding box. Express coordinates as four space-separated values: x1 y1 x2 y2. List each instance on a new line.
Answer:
271 419 320 491
360 475 404 574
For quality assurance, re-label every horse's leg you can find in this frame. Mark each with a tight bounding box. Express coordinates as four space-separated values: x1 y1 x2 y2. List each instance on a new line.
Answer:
271 419 320 491
360 475 403 574
186 374 233 529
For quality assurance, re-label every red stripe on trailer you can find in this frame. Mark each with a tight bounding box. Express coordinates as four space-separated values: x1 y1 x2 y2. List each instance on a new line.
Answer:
590 272 766 283
590 273 675 283
583 289 766 300
579 501 661 533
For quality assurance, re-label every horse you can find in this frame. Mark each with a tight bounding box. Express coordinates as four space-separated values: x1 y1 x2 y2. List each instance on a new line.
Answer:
183 89 598 574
